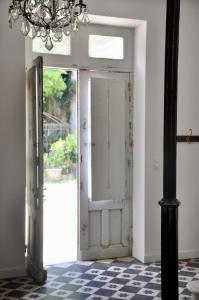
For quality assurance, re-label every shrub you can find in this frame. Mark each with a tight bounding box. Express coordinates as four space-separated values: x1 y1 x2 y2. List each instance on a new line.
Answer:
44 134 77 173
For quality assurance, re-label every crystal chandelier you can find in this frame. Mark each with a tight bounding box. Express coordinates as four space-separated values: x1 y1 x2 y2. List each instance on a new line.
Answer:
8 0 90 51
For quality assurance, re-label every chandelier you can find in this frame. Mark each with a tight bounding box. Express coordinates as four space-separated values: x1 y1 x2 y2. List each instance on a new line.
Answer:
8 0 90 51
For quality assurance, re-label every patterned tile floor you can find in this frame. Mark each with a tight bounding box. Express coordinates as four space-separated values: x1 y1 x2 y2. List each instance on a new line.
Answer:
1 257 199 299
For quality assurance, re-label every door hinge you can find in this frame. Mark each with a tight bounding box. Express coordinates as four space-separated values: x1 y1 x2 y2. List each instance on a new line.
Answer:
35 157 40 165
32 187 39 199
80 182 83 191
128 81 132 103
78 154 83 163
24 244 27 254
128 159 133 168
128 82 131 92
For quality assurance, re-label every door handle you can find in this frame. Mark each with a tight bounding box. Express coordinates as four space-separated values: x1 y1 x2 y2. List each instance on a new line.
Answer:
81 224 87 232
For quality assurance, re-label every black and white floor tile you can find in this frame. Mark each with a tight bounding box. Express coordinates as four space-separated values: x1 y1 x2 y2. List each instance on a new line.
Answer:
1 257 199 299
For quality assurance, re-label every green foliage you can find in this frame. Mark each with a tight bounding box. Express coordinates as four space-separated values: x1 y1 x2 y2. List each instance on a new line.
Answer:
63 133 77 168
61 72 76 122
43 127 68 153
44 134 77 173
44 139 65 168
43 69 66 112
43 69 76 122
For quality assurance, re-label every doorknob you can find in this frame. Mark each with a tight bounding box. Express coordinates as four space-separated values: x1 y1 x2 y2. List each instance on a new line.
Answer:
81 224 87 232
82 120 87 130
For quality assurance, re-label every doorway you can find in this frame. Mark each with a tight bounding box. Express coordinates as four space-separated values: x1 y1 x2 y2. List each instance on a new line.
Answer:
26 63 133 278
42 69 132 263
42 68 78 265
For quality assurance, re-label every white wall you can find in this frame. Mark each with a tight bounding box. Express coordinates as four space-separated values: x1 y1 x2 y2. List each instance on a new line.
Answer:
0 0 199 277
0 0 26 277
178 0 199 259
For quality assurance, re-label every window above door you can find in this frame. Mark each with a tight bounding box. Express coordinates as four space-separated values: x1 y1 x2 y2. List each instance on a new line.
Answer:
33 35 71 56
89 35 124 60
27 24 134 72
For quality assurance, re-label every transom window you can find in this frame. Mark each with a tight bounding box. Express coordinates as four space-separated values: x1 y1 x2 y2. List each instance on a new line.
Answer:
88 35 124 60
33 35 71 56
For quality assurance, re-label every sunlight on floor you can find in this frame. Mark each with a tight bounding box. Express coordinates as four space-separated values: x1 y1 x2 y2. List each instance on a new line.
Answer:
43 180 77 265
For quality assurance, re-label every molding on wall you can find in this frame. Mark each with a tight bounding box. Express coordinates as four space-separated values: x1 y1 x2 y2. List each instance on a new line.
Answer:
179 250 199 260
143 250 199 264
0 267 26 279
143 254 161 263
132 250 145 263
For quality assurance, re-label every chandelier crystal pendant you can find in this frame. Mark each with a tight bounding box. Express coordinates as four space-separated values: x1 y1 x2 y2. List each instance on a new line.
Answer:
8 0 90 51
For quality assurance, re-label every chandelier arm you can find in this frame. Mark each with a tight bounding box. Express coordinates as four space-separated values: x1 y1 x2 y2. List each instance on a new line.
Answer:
23 12 49 28
62 1 70 10
52 0 61 19
39 4 55 26
23 1 40 25
23 1 51 28
50 17 70 28
51 0 56 19
56 7 70 15
41 4 54 18
74 4 84 16
41 17 51 28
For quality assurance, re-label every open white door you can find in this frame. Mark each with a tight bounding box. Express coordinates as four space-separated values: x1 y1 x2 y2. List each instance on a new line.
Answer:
26 57 46 282
79 71 133 260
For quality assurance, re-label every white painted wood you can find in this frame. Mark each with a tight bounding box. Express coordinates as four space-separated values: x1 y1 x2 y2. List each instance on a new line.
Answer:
80 246 129 261
88 211 101 248
26 57 46 283
110 210 122 245
91 73 129 203
109 79 126 200
79 71 90 252
89 200 123 211
0 267 26 279
122 199 130 247
91 78 109 201
101 210 110 247
79 71 132 260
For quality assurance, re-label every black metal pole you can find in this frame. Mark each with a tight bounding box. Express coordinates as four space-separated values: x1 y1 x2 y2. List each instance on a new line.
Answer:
159 0 181 300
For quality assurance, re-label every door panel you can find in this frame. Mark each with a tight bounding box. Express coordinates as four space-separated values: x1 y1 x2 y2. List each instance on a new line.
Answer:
79 71 132 260
109 79 126 200
91 78 109 201
26 57 46 282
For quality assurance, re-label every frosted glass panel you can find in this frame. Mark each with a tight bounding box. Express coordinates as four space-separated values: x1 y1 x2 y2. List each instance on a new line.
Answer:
33 36 71 55
89 35 124 60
